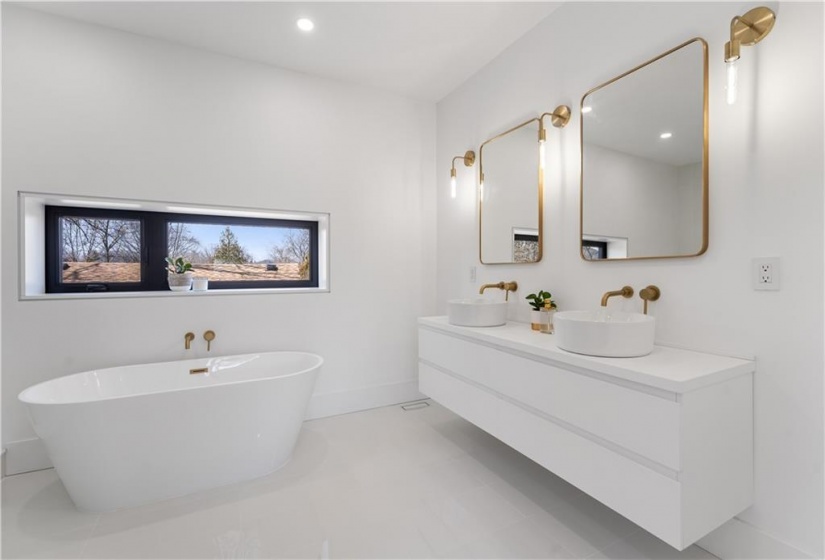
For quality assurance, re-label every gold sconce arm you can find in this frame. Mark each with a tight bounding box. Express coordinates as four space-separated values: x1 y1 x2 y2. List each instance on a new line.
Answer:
539 105 572 131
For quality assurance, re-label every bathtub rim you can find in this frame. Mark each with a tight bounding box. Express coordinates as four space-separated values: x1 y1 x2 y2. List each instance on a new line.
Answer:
18 351 323 406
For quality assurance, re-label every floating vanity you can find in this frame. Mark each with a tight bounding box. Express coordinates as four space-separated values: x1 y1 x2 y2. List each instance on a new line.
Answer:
418 317 754 550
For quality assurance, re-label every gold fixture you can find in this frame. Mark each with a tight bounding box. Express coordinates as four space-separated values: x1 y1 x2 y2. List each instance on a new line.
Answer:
579 38 708 261
203 330 216 352
601 286 634 307
639 285 661 315
539 105 571 170
189 367 208 375
539 105 571 142
450 150 476 199
184 332 195 350
724 7 775 105
479 281 519 301
479 117 543 264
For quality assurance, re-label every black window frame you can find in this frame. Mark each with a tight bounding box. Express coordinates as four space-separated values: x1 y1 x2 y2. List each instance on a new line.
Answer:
582 239 608 260
45 205 320 293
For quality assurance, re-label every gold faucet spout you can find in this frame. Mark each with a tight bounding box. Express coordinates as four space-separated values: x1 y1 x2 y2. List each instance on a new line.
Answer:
479 281 518 301
184 332 195 350
600 286 634 307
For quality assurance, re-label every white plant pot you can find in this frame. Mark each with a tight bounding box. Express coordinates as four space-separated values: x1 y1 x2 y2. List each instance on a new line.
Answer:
168 272 193 292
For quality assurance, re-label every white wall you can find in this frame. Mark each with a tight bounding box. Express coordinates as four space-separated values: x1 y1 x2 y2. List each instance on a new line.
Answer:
675 162 703 255
437 2 823 558
583 143 681 257
1 6 435 463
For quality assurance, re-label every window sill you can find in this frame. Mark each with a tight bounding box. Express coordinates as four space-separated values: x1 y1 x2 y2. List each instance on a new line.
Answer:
20 287 329 301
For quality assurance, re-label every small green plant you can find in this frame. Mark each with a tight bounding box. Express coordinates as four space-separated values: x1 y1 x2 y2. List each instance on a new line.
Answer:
165 256 193 274
525 290 557 311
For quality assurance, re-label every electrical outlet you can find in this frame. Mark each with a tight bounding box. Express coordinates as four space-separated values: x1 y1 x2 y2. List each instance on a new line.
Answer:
469 266 477 284
752 257 780 291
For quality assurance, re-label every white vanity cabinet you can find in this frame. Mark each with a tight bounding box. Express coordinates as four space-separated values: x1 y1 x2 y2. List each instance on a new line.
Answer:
417 317 754 551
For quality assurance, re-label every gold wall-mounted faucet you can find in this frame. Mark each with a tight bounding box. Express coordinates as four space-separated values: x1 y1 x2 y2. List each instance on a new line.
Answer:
203 330 216 352
184 332 195 350
639 285 661 315
601 286 634 307
479 281 518 301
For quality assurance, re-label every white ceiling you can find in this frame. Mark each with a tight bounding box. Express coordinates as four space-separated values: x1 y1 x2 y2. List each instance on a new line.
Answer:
18 1 562 102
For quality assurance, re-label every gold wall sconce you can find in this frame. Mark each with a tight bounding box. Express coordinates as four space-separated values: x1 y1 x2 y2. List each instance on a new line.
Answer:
539 105 571 169
724 6 776 105
450 150 476 199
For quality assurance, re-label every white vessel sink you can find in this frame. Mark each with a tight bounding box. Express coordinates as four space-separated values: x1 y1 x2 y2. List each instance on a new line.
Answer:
554 310 655 357
447 299 507 327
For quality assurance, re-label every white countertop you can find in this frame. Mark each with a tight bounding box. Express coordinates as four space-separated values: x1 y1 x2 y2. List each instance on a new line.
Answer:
419 316 754 393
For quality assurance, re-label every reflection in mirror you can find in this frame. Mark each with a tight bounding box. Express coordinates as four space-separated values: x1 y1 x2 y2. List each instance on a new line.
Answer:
479 118 541 264
581 38 708 260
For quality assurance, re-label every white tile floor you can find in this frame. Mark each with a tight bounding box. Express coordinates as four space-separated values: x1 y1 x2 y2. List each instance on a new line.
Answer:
2 401 718 559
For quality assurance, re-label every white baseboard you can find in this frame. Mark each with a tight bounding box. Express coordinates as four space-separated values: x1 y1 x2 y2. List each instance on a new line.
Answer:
4 437 52 476
306 379 425 420
698 517 814 560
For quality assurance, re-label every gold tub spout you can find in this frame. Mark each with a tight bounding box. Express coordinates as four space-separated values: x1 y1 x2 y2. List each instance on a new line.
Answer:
184 332 195 350
479 281 518 301
600 286 634 307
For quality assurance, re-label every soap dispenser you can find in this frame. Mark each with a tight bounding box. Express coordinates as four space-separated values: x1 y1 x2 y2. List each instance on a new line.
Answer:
540 301 555 334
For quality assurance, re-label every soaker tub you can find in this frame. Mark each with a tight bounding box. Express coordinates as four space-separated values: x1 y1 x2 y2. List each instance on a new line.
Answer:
18 352 321 512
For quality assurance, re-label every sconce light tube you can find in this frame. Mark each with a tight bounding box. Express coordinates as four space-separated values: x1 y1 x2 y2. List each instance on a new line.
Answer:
538 127 547 170
726 58 739 105
450 150 476 199
538 105 570 170
723 7 775 105
450 168 457 199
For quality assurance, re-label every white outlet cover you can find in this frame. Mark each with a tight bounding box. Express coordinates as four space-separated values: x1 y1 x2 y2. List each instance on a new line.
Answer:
752 257 780 291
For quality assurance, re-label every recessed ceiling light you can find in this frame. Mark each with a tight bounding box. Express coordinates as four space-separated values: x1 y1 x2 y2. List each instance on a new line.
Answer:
296 18 314 32
581 106 593 114
660 132 673 139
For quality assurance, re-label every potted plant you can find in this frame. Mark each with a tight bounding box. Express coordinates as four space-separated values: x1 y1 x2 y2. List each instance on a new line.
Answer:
165 256 194 292
525 290 557 331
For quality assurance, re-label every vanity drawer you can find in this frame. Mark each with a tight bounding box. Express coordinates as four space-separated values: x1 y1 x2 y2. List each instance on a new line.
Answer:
419 328 681 471
419 363 684 547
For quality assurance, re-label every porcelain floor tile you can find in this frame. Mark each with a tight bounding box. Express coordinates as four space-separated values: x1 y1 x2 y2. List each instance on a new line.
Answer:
589 529 719 560
2 402 711 560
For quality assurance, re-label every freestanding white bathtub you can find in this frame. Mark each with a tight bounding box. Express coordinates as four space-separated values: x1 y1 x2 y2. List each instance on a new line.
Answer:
18 352 321 512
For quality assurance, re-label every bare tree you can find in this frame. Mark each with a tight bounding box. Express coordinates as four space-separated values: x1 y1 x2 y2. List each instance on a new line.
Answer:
269 229 310 264
60 217 140 262
167 223 202 262
61 218 100 261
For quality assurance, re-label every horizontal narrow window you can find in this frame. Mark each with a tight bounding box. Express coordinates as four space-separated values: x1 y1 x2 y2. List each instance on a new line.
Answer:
44 204 321 294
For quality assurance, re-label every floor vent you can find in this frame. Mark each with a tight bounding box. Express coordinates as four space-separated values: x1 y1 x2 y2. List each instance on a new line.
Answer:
401 400 430 411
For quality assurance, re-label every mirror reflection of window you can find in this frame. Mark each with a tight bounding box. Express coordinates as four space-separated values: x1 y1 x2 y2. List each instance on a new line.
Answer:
581 38 707 260
512 228 539 262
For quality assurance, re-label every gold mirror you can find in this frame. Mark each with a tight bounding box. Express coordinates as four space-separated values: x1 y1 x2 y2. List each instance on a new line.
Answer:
580 38 708 260
479 118 542 264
